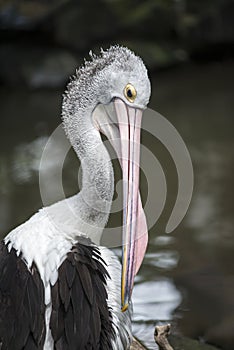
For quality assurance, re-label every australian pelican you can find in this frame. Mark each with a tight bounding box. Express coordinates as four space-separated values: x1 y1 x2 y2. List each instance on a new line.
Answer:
0 46 151 349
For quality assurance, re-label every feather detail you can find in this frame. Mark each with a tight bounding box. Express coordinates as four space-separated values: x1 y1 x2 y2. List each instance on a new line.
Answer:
0 242 46 350
50 239 115 350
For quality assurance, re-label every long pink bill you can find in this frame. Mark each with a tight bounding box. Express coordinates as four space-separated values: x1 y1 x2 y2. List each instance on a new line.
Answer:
114 98 148 312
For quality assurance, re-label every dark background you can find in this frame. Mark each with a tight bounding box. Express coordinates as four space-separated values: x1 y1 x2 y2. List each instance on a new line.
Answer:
0 0 234 87
0 1 234 349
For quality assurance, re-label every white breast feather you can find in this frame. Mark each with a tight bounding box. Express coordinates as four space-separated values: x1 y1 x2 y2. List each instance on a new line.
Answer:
4 204 133 350
4 207 73 350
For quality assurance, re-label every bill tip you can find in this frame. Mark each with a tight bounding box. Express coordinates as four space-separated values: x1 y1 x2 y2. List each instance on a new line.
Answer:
121 303 129 312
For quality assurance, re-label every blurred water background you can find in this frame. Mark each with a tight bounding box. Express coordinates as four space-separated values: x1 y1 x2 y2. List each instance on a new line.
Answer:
0 1 234 349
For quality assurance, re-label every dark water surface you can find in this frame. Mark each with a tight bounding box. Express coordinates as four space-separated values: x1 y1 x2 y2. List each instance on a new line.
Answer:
0 61 234 349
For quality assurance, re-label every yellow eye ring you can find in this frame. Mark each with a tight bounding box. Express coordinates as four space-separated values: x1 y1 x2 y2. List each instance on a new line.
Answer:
124 83 137 103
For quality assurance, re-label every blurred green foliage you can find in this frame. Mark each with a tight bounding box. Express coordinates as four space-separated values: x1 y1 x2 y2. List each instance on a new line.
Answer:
0 0 233 86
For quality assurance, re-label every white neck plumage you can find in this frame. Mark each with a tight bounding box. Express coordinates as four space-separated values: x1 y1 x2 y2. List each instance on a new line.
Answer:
49 99 114 245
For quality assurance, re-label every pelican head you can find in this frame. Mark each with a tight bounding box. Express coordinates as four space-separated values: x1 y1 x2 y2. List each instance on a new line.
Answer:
62 46 151 311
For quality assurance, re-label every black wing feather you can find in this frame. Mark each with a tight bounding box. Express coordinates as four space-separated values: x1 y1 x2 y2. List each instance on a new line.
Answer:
0 241 46 350
50 239 115 350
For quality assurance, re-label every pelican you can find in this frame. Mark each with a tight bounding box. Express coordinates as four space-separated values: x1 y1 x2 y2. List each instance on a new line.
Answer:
0 46 151 349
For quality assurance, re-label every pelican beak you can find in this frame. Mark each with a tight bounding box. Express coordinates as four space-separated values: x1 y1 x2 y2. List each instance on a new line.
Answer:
93 98 148 312
114 98 147 312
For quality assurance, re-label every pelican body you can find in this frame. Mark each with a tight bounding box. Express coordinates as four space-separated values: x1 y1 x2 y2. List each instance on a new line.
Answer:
0 46 151 349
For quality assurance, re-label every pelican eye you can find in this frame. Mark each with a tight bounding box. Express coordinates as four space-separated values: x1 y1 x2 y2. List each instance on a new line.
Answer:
124 84 137 103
